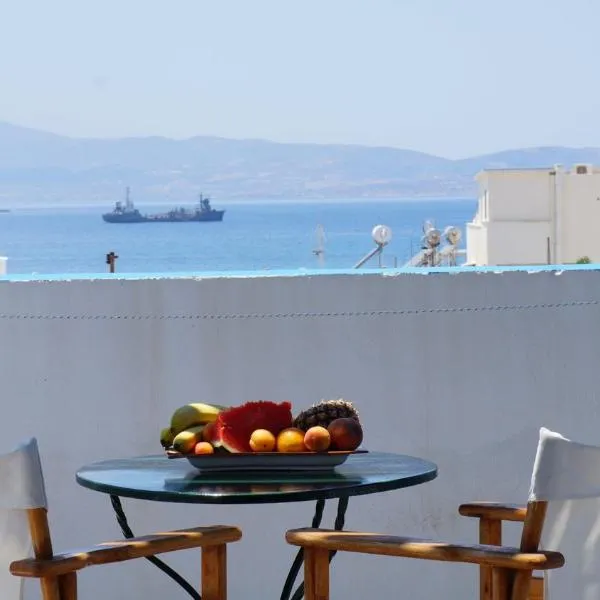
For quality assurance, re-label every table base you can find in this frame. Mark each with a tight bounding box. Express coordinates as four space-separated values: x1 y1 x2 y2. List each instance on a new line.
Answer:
108 494 349 600
280 496 348 600
110 495 201 600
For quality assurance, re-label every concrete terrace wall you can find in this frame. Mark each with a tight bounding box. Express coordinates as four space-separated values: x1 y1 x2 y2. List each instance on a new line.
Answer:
2 266 600 599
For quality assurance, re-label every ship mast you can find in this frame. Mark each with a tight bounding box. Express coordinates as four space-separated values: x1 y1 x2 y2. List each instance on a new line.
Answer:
125 186 133 209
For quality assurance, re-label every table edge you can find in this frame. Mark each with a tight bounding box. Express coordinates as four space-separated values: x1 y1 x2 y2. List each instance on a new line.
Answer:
75 455 438 505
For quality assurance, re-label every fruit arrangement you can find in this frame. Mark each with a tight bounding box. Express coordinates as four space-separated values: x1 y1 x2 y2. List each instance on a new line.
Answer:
160 398 363 456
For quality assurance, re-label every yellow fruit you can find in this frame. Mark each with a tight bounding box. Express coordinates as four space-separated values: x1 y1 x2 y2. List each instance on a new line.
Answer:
170 403 225 435
172 425 206 454
303 426 331 452
160 427 175 449
194 442 215 455
249 429 276 452
276 427 307 453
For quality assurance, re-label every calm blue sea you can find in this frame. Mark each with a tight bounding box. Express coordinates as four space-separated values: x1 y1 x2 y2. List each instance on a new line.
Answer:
0 199 477 275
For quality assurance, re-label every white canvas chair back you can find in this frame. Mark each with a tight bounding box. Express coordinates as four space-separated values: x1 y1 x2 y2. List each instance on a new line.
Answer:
0 438 48 600
529 427 600 600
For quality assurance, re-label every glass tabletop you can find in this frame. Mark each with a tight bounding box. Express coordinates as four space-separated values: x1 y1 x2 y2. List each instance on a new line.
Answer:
76 451 438 504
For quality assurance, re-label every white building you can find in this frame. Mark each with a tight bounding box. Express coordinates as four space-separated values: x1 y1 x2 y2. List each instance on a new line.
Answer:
466 164 600 266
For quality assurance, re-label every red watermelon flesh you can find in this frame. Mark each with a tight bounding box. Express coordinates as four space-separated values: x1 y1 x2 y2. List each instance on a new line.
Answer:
215 401 293 453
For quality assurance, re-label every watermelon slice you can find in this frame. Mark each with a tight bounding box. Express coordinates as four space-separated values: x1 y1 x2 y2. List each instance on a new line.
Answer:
215 401 293 453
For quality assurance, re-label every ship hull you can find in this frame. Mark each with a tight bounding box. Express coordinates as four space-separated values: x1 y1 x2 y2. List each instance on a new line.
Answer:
102 213 146 223
102 210 225 223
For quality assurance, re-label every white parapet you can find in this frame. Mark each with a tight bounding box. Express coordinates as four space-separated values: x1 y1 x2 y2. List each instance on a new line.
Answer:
1 268 599 600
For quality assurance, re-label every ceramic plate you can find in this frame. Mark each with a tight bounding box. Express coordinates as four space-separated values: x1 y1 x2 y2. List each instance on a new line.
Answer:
166 449 367 472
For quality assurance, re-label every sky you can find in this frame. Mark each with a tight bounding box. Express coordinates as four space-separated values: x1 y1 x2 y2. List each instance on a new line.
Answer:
1 0 598 159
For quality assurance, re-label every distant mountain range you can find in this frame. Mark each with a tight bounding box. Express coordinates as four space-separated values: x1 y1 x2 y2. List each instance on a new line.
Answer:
1 121 600 206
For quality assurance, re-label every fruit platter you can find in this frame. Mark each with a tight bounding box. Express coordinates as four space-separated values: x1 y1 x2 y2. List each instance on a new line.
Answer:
160 399 367 472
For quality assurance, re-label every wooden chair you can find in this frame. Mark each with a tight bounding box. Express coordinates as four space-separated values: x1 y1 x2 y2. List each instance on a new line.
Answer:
458 502 545 600
2 438 241 600
287 427 600 600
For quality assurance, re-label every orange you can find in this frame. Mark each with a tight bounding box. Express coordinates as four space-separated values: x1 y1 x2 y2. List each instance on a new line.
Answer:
194 442 215 455
249 429 276 452
276 427 307 453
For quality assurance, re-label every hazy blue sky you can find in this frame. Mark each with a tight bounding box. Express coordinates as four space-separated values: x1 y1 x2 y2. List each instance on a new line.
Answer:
1 0 598 158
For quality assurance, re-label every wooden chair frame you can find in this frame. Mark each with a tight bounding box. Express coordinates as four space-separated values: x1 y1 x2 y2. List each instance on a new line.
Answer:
459 501 546 600
9 507 241 600
286 499 563 600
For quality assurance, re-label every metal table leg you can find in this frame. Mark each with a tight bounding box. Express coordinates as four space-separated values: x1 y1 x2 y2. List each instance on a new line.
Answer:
110 492 349 600
281 496 349 600
110 495 201 600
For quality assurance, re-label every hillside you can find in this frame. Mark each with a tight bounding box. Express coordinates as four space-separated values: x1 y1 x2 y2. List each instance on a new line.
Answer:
0 121 598 206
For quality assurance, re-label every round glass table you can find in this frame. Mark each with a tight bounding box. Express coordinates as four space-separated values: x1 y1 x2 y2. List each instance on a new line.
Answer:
76 451 437 600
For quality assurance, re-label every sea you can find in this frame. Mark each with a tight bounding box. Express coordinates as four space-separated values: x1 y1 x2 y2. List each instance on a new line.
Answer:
0 198 477 276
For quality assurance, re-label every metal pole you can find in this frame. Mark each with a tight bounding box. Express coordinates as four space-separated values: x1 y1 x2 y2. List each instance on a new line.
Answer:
354 245 383 269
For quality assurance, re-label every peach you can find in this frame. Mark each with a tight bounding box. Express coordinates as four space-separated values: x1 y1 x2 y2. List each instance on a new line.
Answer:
303 426 331 452
327 418 363 451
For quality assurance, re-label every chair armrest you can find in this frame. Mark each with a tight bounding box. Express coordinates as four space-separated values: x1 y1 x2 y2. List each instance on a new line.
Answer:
11 525 242 578
285 529 564 571
459 503 527 522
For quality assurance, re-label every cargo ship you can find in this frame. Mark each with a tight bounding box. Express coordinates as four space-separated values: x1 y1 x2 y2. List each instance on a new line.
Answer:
102 188 225 223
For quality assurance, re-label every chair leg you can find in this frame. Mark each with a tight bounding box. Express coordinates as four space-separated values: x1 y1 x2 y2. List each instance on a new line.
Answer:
480 518 502 600
492 568 510 600
58 573 77 600
40 577 61 600
304 548 330 600
202 544 227 600
529 576 543 600
511 571 533 600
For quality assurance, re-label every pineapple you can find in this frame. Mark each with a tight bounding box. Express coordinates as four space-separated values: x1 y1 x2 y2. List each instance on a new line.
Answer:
293 398 360 431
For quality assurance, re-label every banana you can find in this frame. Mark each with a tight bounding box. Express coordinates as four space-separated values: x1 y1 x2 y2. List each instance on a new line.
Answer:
160 427 175 449
170 403 228 435
172 425 206 454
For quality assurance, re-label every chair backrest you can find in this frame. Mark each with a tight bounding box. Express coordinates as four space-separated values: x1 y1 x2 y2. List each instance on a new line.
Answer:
528 427 600 600
0 438 48 600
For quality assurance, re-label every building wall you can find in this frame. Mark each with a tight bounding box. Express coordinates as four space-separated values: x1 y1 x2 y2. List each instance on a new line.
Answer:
468 170 554 266
486 221 552 265
2 268 600 600
482 170 553 222
465 222 487 264
559 170 600 262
